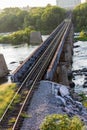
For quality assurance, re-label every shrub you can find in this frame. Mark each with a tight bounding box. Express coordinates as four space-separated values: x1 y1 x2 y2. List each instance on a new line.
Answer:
83 101 87 108
79 30 86 38
0 27 36 44
40 114 84 130
78 92 87 108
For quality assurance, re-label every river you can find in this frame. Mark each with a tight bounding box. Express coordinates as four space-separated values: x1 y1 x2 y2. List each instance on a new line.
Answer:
0 39 87 94
0 35 48 72
72 41 87 94
0 43 38 72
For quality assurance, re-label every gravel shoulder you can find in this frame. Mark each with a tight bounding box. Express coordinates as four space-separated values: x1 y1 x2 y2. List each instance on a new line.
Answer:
21 80 64 130
21 80 87 130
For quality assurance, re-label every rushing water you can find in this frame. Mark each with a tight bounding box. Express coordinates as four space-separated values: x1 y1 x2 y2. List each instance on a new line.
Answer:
0 43 39 84
0 43 38 72
0 35 49 73
0 35 49 84
72 41 87 93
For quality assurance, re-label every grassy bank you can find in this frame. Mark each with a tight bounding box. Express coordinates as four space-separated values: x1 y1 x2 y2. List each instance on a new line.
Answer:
0 83 16 118
0 27 35 44
74 31 87 42
74 36 87 42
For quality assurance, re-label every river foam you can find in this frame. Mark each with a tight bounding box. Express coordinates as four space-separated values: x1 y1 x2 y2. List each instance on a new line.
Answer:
72 41 87 94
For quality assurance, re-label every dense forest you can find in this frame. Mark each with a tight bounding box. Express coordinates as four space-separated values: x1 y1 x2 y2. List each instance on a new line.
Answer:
0 6 66 33
0 5 66 44
73 3 87 32
1 3 87 44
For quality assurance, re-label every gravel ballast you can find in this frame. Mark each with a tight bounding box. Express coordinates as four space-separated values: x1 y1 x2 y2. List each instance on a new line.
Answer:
21 80 65 130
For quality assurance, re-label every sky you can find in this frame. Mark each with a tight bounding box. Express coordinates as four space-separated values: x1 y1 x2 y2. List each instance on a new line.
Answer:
0 0 85 9
0 0 56 9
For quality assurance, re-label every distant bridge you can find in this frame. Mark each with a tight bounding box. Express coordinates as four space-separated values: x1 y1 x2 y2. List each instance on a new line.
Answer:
11 17 73 85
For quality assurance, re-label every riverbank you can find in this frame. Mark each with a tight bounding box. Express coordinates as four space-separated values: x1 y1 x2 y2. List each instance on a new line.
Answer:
0 27 36 44
74 31 87 42
74 37 87 42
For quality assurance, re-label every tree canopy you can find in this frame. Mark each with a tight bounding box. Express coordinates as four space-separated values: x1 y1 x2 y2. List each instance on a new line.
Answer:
0 6 66 34
41 6 66 33
0 7 28 32
73 3 87 32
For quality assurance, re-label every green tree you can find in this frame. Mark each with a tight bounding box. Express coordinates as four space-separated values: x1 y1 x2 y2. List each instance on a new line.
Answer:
23 7 44 30
73 3 87 31
16 10 28 29
0 7 28 32
41 6 66 34
0 6 66 34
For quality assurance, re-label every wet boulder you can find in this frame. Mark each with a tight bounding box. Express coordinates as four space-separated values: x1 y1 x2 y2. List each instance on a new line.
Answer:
82 68 87 72
68 71 73 81
55 95 66 106
59 85 69 97
10 61 17 64
83 81 87 88
75 101 83 111
51 84 60 95
65 95 74 104
73 45 80 48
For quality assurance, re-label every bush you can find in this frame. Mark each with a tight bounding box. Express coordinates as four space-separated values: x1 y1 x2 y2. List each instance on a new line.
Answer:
79 30 86 37
40 114 84 130
0 27 36 44
78 93 87 108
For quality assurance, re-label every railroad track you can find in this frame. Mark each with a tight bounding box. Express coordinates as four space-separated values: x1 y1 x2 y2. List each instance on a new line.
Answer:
0 18 71 130
11 20 65 83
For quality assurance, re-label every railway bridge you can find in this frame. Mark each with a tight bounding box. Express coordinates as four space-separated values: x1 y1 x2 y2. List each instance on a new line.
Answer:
11 17 73 86
0 17 74 130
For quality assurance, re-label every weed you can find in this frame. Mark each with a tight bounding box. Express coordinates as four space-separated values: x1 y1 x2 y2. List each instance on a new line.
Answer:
21 112 32 118
8 117 16 125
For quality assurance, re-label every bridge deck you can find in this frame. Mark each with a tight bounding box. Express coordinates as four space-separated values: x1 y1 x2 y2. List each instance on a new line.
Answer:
11 19 72 83
0 17 74 130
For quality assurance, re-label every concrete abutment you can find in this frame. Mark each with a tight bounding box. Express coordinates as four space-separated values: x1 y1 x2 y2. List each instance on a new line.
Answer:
0 54 9 78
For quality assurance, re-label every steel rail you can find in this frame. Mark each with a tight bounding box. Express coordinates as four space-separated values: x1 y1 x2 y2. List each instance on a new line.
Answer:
12 21 70 130
45 20 72 80
0 19 71 130
0 21 66 124
11 20 65 82
17 22 67 86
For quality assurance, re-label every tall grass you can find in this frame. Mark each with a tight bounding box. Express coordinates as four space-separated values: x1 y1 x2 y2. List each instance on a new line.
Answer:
0 83 16 118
